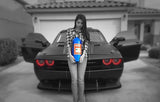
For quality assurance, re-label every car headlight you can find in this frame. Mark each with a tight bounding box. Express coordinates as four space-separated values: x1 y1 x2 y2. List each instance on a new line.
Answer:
102 58 122 66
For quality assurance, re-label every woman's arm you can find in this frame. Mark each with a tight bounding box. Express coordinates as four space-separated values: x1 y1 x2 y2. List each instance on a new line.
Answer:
66 28 72 56
80 40 88 63
66 28 75 63
84 40 89 57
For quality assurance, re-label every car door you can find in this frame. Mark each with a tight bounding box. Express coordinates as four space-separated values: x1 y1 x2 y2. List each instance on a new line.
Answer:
21 33 50 63
110 31 141 62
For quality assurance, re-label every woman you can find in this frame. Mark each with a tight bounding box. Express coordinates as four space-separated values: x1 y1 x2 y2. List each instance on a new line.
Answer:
66 14 90 102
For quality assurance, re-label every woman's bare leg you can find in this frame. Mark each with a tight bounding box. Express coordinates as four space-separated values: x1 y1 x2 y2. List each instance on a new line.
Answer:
78 57 87 102
68 59 78 102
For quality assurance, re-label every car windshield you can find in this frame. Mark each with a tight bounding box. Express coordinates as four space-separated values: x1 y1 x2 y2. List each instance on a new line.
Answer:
54 30 106 43
89 31 105 42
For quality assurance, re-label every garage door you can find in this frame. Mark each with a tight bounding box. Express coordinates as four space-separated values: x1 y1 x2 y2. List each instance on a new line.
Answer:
87 19 120 42
38 19 120 43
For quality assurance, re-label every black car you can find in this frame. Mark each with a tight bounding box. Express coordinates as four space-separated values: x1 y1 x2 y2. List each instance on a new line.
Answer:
21 28 141 91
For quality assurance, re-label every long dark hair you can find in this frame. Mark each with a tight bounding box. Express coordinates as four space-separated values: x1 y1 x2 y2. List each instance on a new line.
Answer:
74 14 90 41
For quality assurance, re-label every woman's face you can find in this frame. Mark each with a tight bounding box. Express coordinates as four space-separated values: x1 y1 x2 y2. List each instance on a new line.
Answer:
76 19 83 29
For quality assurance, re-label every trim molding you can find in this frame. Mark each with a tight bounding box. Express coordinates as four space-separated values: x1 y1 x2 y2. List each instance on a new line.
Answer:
26 7 130 14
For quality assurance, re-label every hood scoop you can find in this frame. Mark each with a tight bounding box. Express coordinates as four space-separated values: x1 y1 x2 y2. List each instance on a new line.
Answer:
57 44 64 47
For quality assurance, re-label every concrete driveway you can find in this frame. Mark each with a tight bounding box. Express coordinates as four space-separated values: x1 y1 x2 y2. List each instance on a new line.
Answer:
0 54 160 102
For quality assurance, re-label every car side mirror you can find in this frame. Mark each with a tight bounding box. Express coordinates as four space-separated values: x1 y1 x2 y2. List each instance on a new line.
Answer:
114 37 125 42
35 40 48 47
35 40 42 43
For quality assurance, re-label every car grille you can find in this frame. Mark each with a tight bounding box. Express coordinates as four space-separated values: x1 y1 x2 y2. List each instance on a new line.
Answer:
55 60 68 66
87 60 102 66
54 60 102 66
54 60 105 71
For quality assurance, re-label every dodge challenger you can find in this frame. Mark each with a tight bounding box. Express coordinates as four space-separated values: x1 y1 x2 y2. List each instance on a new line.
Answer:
21 28 141 91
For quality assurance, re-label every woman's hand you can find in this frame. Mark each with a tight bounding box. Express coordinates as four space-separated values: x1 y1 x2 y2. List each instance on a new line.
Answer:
69 52 76 63
79 50 86 63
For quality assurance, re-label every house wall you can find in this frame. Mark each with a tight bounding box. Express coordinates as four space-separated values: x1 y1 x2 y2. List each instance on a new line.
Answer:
128 21 135 33
153 20 160 35
128 21 149 43
0 0 34 45
152 20 160 46
128 20 160 45
127 21 141 40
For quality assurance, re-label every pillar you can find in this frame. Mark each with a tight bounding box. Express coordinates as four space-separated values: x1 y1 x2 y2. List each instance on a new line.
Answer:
121 13 128 31
32 16 40 33
140 22 144 42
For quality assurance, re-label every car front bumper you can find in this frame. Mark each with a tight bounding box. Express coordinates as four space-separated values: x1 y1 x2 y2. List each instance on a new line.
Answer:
37 78 121 91
34 68 123 90
35 68 123 81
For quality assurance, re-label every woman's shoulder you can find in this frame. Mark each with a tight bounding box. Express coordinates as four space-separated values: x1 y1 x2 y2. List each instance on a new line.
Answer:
67 28 75 32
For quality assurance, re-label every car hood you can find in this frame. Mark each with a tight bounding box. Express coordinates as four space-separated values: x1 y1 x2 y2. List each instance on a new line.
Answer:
88 42 115 54
87 42 121 59
39 43 67 55
36 42 121 59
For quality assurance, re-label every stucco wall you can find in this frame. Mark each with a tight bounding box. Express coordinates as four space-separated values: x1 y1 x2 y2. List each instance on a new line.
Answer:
0 0 34 45
152 20 160 45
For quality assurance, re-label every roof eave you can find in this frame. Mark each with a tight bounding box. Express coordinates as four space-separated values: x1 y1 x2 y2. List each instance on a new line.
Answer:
15 0 28 5
128 14 160 20
129 13 160 16
26 7 133 14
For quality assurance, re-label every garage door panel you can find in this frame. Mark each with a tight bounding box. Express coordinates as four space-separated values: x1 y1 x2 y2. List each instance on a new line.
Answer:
39 20 74 43
38 19 120 43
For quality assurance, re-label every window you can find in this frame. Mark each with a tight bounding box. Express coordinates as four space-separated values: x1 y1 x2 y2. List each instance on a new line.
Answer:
144 24 151 33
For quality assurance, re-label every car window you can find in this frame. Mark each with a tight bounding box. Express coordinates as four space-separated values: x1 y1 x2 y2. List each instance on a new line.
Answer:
89 31 105 42
55 32 66 43
54 30 106 43
56 34 63 42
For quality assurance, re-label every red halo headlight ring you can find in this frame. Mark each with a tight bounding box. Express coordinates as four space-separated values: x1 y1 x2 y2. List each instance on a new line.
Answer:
102 58 122 66
45 60 55 66
36 59 45 67
102 59 112 65
112 58 122 65
36 59 55 67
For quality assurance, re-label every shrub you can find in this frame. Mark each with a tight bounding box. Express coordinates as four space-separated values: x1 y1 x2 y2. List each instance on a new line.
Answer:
148 47 160 59
0 38 18 66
